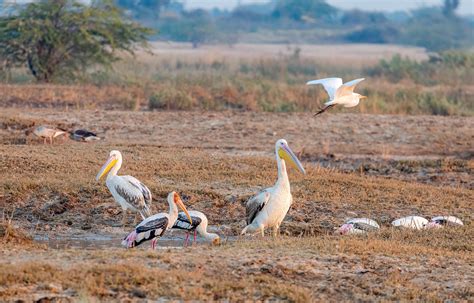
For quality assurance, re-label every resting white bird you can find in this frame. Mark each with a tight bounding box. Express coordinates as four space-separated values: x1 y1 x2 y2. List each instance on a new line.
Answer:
172 210 220 246
337 218 380 235
122 192 192 249
241 139 305 237
33 126 67 144
426 215 464 229
391 216 428 230
306 77 366 116
96 150 152 226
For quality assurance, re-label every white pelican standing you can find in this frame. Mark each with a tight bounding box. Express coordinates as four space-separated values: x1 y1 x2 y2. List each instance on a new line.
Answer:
306 77 366 116
122 192 193 249
96 150 152 226
172 210 220 246
241 139 305 237
33 126 67 144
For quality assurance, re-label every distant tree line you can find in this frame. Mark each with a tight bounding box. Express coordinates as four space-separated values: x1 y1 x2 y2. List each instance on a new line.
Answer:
114 0 472 51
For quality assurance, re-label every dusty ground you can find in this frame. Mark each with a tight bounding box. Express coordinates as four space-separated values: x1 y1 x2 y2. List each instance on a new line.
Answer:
0 109 473 302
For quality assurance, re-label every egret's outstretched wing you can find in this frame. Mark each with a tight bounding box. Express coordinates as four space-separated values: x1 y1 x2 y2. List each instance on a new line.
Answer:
115 175 152 217
335 78 365 98
246 191 271 225
306 78 343 100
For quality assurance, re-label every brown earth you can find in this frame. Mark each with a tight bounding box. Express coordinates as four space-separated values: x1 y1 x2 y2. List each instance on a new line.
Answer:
0 109 473 302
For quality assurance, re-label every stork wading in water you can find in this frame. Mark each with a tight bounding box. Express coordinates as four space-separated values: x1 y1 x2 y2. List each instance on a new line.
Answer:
306 77 366 116
123 192 193 249
96 150 152 226
172 210 220 246
241 139 305 237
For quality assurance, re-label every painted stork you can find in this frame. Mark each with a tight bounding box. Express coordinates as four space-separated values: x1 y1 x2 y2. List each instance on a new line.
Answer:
172 210 220 246
241 139 305 237
96 150 152 226
122 192 193 249
337 218 380 235
33 126 67 144
306 78 366 116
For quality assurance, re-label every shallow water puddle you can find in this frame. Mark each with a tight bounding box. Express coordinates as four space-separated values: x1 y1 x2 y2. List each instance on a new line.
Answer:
34 234 198 250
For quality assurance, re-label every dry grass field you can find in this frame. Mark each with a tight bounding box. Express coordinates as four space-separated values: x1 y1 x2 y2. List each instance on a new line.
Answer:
0 107 473 301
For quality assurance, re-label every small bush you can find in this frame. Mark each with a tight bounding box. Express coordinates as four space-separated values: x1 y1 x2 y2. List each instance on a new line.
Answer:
149 87 195 110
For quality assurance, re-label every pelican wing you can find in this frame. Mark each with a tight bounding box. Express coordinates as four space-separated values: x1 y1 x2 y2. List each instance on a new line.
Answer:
306 78 343 100
173 213 202 231
246 191 271 225
335 78 365 98
115 176 152 217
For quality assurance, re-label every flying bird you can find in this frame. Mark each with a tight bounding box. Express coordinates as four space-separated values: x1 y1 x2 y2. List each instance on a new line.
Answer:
71 129 101 142
96 150 152 226
122 192 193 249
391 216 428 230
241 139 305 237
32 126 68 144
172 210 220 246
337 218 380 235
306 77 366 116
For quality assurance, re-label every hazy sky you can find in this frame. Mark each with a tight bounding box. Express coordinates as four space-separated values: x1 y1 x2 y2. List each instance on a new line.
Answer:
182 0 473 15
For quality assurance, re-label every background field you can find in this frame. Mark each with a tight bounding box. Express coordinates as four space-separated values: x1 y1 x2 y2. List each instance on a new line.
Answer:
2 43 473 116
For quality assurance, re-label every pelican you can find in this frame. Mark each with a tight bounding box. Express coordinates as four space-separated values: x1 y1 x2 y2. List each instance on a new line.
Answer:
426 216 464 229
172 210 220 246
71 129 101 142
122 192 193 249
96 150 152 226
33 126 67 144
241 139 305 237
306 77 366 116
391 216 428 230
337 218 380 235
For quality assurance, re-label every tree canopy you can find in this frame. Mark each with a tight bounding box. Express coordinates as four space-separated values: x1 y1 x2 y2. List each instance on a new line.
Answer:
0 0 152 82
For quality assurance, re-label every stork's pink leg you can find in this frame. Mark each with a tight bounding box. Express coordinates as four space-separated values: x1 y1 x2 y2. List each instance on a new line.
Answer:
184 232 190 247
151 238 157 250
193 230 197 244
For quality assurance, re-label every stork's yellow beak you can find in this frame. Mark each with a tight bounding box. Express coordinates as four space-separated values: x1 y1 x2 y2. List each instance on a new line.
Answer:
360 95 367 99
96 156 117 181
278 145 305 174
174 193 193 224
